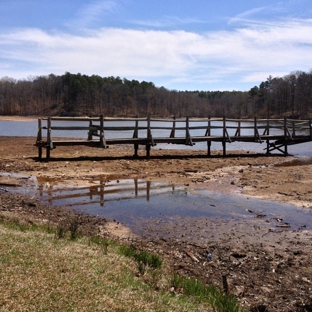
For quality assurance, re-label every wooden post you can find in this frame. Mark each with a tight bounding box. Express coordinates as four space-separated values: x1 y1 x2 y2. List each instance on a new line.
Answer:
185 116 193 146
146 115 151 158
254 117 257 141
133 117 139 157
222 116 226 156
206 116 211 156
99 114 106 148
265 118 270 135
87 120 93 140
284 117 288 155
266 118 270 154
222 141 226 156
37 118 42 159
170 116 176 138
135 178 138 197
146 181 150 201
46 117 52 160
186 116 189 144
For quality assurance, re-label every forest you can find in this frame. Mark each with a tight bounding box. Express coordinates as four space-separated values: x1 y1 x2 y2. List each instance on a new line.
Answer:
0 70 311 118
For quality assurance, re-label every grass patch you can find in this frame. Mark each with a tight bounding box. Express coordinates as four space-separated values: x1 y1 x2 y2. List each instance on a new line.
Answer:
119 244 163 275
0 214 54 233
0 217 246 312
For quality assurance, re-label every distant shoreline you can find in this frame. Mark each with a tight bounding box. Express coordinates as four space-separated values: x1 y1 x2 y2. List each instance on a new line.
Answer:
0 115 39 122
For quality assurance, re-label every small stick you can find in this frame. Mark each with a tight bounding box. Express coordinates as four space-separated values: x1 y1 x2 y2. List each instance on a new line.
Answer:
222 275 229 294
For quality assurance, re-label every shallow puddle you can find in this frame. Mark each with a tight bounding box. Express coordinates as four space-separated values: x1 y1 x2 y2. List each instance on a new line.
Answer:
1 173 311 237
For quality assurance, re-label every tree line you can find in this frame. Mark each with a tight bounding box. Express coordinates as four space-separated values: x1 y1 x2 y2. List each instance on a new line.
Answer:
0 70 311 118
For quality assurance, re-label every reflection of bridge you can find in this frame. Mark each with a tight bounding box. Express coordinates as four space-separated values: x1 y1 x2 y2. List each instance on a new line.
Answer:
35 116 312 159
37 177 176 207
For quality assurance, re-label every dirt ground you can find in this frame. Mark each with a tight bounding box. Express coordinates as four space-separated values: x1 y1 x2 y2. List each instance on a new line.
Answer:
1 134 312 312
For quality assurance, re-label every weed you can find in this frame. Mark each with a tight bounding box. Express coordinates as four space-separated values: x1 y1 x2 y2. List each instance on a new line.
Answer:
54 217 80 240
147 253 163 269
89 236 113 254
101 239 110 255
119 245 162 272
119 244 137 258
149 268 163 290
170 274 246 312
89 236 102 245
69 219 79 240
55 224 67 239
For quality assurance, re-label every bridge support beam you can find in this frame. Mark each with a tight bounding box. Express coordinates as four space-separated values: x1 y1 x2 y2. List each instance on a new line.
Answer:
222 141 226 156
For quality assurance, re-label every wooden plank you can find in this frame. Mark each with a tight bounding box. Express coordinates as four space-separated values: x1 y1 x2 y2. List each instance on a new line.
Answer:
49 117 99 121
50 126 91 131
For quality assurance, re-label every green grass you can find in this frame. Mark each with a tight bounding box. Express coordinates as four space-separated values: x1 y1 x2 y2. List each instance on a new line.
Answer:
119 245 163 271
170 274 245 312
0 217 246 312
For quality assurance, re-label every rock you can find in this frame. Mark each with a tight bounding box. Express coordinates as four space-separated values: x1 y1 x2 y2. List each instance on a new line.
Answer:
250 305 269 312
232 252 247 259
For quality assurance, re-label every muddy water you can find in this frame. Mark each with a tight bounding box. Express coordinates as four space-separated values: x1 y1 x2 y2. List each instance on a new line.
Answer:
3 174 311 238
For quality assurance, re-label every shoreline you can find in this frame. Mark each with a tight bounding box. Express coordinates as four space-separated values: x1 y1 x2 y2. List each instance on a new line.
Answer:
0 115 39 122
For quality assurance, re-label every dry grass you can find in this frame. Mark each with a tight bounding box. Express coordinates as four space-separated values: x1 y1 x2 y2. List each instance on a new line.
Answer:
0 222 216 312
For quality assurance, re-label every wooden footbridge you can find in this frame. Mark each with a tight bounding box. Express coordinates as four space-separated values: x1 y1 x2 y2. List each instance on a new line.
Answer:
35 116 312 160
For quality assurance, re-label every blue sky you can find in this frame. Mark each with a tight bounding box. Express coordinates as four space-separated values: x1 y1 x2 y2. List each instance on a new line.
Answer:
1 0 312 91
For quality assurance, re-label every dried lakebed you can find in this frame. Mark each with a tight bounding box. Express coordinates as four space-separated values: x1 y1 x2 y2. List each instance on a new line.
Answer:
1 136 312 311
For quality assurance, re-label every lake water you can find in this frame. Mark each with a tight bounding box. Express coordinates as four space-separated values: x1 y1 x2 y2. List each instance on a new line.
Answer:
1 118 312 156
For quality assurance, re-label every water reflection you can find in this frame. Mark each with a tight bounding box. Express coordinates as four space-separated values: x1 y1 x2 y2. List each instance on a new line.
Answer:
36 176 183 207
2 173 311 234
32 176 312 232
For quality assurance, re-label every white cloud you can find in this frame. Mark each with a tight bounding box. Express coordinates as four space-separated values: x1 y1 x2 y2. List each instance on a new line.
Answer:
66 0 119 29
1 17 312 89
130 16 207 28
228 3 287 25
228 6 271 24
